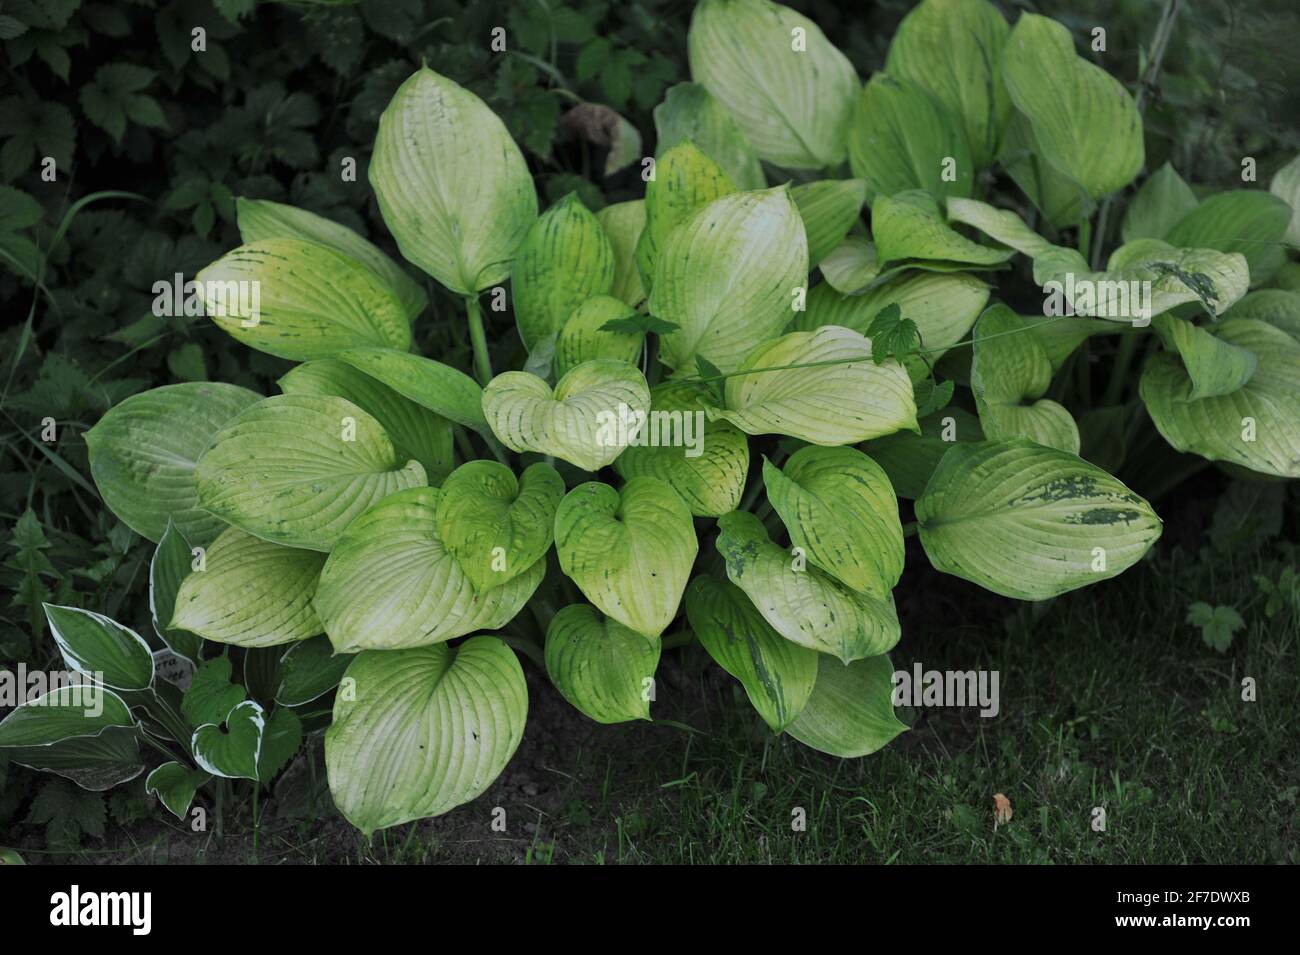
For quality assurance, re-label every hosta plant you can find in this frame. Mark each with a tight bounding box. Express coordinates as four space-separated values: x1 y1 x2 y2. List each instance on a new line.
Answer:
10 0 1296 835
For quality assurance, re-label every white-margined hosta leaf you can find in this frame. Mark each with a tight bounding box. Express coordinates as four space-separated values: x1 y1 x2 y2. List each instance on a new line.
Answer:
191 699 264 780
482 359 651 471
863 406 985 499
1001 13 1143 201
512 193 615 350
688 0 857 170
554 296 644 379
1140 319 1300 479
150 521 202 664
970 304 1080 453
0 685 135 747
314 487 544 652
554 477 697 637
847 74 973 202
635 140 735 288
685 574 817 732
279 358 454 485
369 67 537 295
762 446 905 596
325 638 527 835
595 200 648 307
786 653 907 757
873 190 1014 269
1165 190 1292 287
194 394 426 552
332 346 488 434
236 197 427 321
791 179 868 268
884 0 1011 169
544 604 660 724
1223 289 1300 341
145 762 211 820
434 460 565 592
170 527 326 648
86 382 260 544
1120 163 1198 243
1151 314 1257 400
653 82 766 191
712 325 918 444
915 438 1162 600
1270 154 1300 248
615 379 749 517
715 511 901 663
44 604 153 691
195 239 411 359
2 725 144 792
653 186 809 375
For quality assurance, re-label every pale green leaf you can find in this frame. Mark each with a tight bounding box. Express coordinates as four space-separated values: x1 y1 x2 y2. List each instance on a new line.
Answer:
785 653 907 757
544 604 660 724
791 178 868 267
873 190 1014 269
1165 190 1292 287
636 140 736 287
332 346 488 433
1151 313 1257 400
1120 162 1198 243
554 295 644 379
653 82 766 190
595 199 648 307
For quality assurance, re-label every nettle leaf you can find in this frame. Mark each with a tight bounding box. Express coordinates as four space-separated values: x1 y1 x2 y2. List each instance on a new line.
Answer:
653 187 809 375
1270 154 1300 248
863 304 919 366
434 460 564 592
370 67 537 295
791 179 868 268
1151 314 1258 400
785 653 907 757
325 638 527 835
86 382 261 545
145 762 210 820
555 296 644 379
763 446 904 596
279 358 454 486
192 699 264 781
483 359 651 471
149 521 202 664
171 527 326 649
1224 289 1300 341
45 604 153 692
715 511 901 663
1121 163 1199 243
1001 13 1143 200
636 140 736 287
554 478 697 638
915 438 1162 600
512 192 615 350
970 304 1080 453
713 325 919 445
595 200 648 307
275 636 354 707
331 347 488 434
685 575 817 732
195 239 411 360
0 685 135 748
79 63 166 143
544 604 660 724
314 488 541 652
615 379 750 517
688 0 857 169
848 74 973 201
864 406 984 499
872 190 1014 269
654 82 766 191
194 394 426 552
885 0 1011 169
1186 602 1244 654
1165 190 1292 287
236 197 427 321
1141 319 1300 479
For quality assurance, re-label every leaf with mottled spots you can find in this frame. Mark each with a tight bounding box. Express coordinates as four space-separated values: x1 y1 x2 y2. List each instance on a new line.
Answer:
635 140 736 288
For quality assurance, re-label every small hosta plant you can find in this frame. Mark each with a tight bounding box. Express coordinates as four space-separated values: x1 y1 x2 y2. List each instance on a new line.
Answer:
8 0 1295 835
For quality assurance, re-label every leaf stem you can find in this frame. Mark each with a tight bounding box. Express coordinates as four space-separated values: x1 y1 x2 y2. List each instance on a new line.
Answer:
498 634 545 669
464 293 493 385
1102 328 1143 406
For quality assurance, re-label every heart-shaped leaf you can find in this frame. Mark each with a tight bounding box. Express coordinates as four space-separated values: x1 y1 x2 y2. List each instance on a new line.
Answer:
596 200 648 307
785 653 907 757
192 700 265 780
44 604 153 691
636 140 736 286
1151 313 1257 400
554 477 697 637
654 82 766 191
325 638 528 835
554 296 644 379
145 761 210 820
544 604 660 724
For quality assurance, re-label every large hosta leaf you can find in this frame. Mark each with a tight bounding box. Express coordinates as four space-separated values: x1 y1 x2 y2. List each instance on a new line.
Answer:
544 604 660 724
595 200 648 307
195 239 411 359
915 438 1162 600
884 0 1011 169
791 179 868 268
636 140 736 287
864 406 984 499
512 192 615 350
86 382 260 544
236 197 427 321
653 187 808 375
554 478 697 637
1120 163 1198 243
715 511 901 663
1001 13 1143 200
171 527 325 648
325 638 527 835
687 0 857 170
434 460 564 592
872 190 1014 269
1140 319 1300 478
45 604 153 691
554 296 644 379
279 358 454 485
615 379 749 517
3 725 144 791
370 67 537 295
195 395 425 551
685 575 817 732
712 325 918 444
653 82 765 190
762 446 904 596
332 347 487 434
314 487 543 652
1224 289 1300 341
1151 313 1257 400
1165 190 1292 287
786 653 907 757
482 360 651 471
